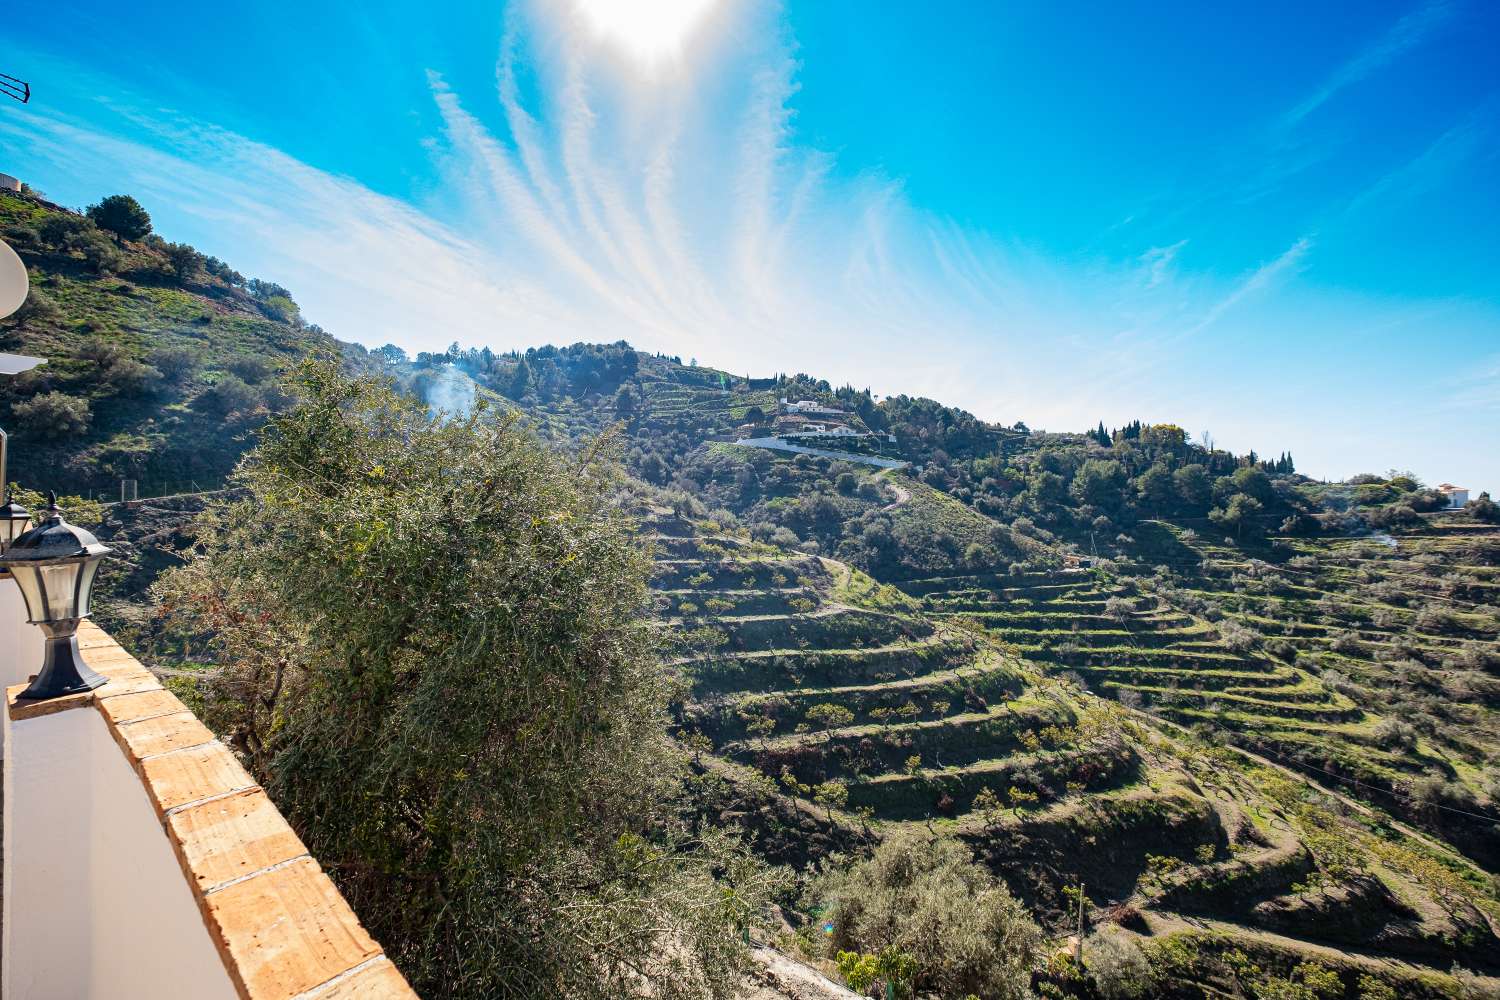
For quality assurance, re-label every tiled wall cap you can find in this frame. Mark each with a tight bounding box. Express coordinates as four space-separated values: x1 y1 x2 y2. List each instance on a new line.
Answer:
5 620 419 999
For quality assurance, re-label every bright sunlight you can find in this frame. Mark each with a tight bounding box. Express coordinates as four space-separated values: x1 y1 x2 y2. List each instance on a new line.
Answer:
574 0 718 63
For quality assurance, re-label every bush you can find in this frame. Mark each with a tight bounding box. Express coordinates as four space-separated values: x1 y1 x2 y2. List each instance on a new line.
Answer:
105 358 162 395
1467 492 1500 525
3 222 39 248
203 256 244 285
256 294 300 324
819 830 1041 1000
149 346 201 382
11 391 91 438
8 286 60 324
164 241 205 281
86 194 153 241
37 214 97 251
225 355 274 384
1088 928 1156 1000
79 335 128 367
80 231 123 273
1372 717 1418 751
192 375 261 417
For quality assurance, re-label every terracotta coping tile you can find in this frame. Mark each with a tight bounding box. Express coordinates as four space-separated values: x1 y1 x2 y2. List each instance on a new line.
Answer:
204 856 382 1000
6 682 93 722
299 958 413 999
94 665 166 698
81 645 139 666
169 788 308 894
7 620 420 999
98 687 189 725
140 741 256 813
114 710 217 759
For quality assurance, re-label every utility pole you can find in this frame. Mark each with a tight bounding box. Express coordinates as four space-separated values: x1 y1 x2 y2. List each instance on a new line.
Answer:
1073 881 1086 969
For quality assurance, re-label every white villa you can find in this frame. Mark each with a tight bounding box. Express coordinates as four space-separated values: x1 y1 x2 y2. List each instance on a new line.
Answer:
779 397 845 417
788 423 862 439
1437 484 1469 509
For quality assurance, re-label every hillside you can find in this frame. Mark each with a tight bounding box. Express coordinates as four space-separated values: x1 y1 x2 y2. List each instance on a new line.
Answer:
5 215 1499 996
0 187 345 495
359 344 1500 992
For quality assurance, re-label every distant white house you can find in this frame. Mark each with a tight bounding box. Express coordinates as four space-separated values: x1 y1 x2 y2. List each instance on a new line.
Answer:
0 173 21 193
791 424 862 440
1437 483 1469 509
779 397 844 417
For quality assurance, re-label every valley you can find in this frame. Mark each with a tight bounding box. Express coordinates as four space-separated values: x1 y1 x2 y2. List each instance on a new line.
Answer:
3 186 1498 997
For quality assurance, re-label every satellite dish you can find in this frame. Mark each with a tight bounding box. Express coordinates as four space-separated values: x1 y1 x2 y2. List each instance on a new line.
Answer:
0 238 27 320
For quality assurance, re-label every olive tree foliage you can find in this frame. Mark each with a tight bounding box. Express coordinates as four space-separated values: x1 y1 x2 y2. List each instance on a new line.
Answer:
818 830 1042 1000
155 358 776 999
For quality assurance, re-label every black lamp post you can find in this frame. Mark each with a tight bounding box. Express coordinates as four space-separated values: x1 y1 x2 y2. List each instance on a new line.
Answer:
0 494 29 551
0 492 112 699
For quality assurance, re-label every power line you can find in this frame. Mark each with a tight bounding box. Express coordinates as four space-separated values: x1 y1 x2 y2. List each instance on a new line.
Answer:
1246 742 1500 826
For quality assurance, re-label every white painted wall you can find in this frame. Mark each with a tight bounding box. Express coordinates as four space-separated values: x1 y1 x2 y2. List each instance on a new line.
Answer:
3 703 238 999
0 575 44 689
0 578 44 763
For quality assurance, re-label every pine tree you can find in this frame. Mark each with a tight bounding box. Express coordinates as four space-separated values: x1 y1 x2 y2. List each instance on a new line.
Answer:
510 357 532 399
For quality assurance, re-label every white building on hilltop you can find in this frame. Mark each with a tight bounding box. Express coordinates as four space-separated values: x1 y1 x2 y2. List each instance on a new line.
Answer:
779 397 844 417
0 173 21 192
1436 484 1469 509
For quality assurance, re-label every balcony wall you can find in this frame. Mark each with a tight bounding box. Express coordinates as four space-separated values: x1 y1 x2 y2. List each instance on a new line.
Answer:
2 600 418 999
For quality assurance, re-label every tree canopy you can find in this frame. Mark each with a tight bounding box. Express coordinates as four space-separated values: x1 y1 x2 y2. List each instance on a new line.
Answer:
86 193 153 241
157 358 773 999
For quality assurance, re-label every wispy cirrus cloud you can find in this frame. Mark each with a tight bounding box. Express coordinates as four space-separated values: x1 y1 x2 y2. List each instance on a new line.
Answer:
1140 240 1188 290
1187 235 1315 337
1281 0 1455 130
1339 100 1493 220
1444 353 1500 411
1 0 1494 490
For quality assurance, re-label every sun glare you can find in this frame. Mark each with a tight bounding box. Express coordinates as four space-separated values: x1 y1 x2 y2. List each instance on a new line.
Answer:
574 0 718 63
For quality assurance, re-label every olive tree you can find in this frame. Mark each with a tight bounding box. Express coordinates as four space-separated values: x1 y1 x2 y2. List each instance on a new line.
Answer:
818 830 1041 999
156 358 775 999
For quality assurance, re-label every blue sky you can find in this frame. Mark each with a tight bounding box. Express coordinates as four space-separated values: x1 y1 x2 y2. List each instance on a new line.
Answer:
2 0 1498 490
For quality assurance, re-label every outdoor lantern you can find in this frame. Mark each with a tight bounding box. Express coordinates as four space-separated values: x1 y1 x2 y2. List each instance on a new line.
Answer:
0 492 112 699
0 494 29 551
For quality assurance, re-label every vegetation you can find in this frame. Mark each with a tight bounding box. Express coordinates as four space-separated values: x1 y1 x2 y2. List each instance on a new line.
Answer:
154 360 776 999
9 185 1496 997
1 187 341 497
819 831 1041 1000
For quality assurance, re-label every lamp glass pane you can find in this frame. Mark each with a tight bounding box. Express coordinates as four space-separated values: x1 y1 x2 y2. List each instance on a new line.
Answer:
1 517 29 548
75 557 101 618
38 562 81 620
9 565 47 622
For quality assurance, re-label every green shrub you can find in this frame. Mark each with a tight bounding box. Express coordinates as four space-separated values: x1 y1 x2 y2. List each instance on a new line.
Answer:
1088 927 1156 1000
149 346 201 382
819 830 1041 1000
81 231 123 273
105 358 162 395
192 375 261 417
11 390 91 438
37 213 96 250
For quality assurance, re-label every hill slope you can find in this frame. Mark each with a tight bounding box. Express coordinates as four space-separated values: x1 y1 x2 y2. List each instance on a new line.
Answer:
5 202 1498 995
0 187 345 495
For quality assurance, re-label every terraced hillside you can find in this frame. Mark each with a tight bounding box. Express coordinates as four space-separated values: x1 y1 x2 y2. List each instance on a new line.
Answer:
649 504 1500 992
1137 512 1500 868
